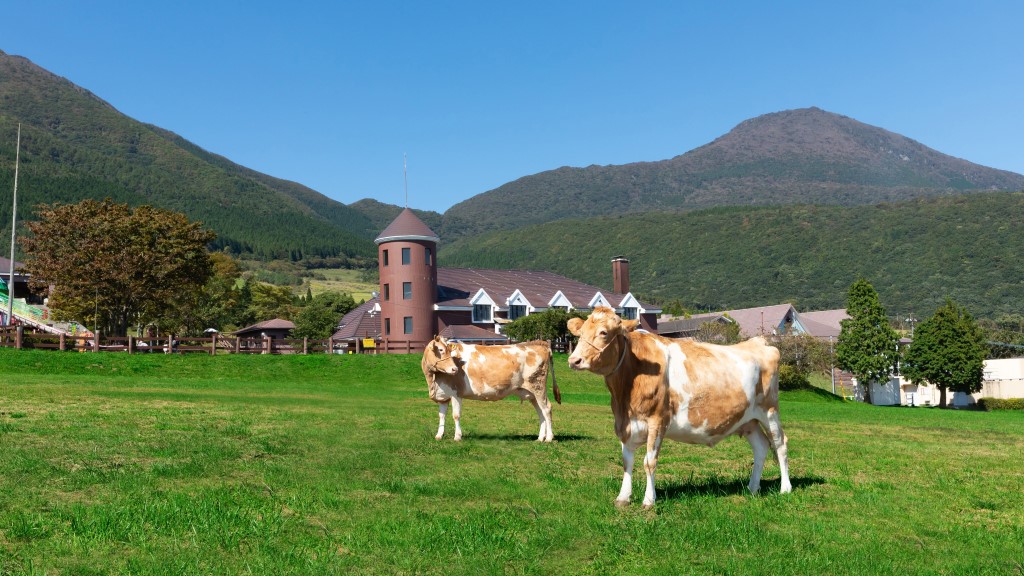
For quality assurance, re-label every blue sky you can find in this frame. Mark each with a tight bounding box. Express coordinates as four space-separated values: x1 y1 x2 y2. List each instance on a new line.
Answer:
5 1 1023 212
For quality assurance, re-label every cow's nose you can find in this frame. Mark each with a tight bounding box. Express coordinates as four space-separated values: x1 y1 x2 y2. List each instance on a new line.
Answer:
569 356 582 368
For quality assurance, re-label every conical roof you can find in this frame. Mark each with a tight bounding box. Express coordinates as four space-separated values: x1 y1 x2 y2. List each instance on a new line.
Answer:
374 208 440 245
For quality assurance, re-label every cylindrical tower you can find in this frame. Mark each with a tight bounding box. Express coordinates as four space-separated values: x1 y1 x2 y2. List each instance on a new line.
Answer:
375 208 439 345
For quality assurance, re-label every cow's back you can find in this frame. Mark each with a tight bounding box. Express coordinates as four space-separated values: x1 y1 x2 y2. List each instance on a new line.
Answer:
459 340 551 399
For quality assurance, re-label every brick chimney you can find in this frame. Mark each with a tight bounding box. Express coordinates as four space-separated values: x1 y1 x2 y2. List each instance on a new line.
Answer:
612 257 630 294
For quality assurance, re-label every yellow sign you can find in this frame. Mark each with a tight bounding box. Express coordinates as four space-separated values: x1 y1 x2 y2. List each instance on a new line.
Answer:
362 338 376 349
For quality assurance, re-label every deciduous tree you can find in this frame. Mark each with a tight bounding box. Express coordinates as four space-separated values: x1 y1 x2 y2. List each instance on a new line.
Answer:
22 199 215 337
902 299 987 408
291 291 358 339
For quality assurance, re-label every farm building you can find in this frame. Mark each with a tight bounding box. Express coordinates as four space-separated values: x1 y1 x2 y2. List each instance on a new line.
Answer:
364 208 660 352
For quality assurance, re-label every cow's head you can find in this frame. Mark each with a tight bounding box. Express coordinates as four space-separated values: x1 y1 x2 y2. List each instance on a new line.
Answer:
567 307 639 374
423 336 459 375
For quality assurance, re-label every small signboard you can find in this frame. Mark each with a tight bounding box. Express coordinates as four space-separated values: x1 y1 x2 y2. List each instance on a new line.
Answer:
362 338 376 349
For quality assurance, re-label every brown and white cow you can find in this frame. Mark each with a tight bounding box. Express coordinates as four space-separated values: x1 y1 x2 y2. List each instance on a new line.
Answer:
421 337 561 441
568 307 791 508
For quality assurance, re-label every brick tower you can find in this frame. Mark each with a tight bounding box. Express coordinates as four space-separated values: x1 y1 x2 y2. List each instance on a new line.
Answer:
375 208 439 344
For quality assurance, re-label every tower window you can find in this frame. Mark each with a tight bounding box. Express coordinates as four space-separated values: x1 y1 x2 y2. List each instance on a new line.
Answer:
403 282 412 300
403 316 413 334
383 284 390 301
385 318 391 336
402 247 411 265
426 247 432 266
382 250 389 266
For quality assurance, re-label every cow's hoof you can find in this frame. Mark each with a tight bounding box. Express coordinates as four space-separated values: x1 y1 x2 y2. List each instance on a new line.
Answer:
434 435 443 440
453 436 462 442
642 503 656 511
614 499 630 508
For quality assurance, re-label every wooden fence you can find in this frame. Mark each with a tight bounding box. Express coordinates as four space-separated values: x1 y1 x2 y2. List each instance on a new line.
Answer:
0 326 575 356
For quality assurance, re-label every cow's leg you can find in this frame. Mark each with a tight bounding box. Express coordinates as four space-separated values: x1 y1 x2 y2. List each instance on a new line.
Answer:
616 440 637 506
515 390 548 441
764 407 792 494
435 401 448 440
738 421 770 494
641 428 664 509
451 396 464 441
532 394 554 442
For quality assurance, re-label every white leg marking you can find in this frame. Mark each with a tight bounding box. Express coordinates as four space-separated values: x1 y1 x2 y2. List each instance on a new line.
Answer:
766 408 792 494
743 423 770 494
616 441 635 506
452 396 464 441
642 433 663 509
435 402 448 440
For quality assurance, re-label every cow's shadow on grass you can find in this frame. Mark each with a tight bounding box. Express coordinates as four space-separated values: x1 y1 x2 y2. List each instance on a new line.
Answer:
659 475 825 499
470 433 594 442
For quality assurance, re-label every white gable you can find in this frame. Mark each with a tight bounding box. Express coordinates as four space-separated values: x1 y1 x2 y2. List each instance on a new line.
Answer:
589 292 612 309
470 289 496 306
617 292 641 311
548 291 573 310
506 289 532 309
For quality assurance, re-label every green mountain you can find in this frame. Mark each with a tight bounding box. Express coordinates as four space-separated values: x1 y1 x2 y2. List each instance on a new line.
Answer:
346 199 443 240
0 49 375 260
440 192 1024 319
439 107 1024 241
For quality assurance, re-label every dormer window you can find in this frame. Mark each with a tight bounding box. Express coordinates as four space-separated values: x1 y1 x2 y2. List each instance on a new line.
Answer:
473 304 492 323
509 304 527 320
622 307 638 320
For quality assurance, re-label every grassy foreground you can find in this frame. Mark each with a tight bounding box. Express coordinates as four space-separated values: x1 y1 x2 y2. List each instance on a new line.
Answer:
0 349 1021 575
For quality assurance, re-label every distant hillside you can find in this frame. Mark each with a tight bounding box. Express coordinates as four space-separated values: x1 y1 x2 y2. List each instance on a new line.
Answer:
440 192 1024 319
440 107 1024 240
346 199 444 240
0 49 375 260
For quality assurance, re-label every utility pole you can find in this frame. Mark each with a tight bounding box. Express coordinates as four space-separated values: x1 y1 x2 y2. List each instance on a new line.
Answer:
6 123 20 326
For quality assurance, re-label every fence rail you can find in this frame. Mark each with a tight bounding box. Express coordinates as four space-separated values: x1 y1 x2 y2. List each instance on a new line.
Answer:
0 326 574 356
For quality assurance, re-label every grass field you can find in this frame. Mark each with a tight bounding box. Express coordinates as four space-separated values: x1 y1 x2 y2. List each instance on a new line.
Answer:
1 349 1022 575
306 268 377 302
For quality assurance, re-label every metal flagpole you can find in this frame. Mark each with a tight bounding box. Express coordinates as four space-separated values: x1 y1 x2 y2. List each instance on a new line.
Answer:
6 123 20 326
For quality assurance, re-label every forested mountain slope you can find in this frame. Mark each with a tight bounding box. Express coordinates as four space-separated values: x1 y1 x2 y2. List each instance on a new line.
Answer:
440 192 1024 318
439 107 1024 241
0 50 374 260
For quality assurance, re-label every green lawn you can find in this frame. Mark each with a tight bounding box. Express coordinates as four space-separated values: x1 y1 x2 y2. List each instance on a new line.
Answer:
1 349 1021 575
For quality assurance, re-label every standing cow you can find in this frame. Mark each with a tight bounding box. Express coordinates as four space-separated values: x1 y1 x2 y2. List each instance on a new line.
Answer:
421 336 561 441
567 307 791 508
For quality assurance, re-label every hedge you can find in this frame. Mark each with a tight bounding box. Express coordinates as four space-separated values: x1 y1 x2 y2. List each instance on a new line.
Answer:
976 397 1024 411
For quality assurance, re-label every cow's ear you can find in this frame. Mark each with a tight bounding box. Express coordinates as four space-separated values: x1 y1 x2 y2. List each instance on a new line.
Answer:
567 317 584 336
622 319 641 332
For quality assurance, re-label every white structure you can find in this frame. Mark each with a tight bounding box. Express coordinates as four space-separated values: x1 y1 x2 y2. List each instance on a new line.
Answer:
863 357 1024 406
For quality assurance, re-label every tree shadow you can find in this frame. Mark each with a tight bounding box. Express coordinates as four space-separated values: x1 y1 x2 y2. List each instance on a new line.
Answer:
470 433 595 442
659 475 826 500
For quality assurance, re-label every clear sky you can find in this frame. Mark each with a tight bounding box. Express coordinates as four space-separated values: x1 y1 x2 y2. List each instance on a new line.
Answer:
5 1 1023 213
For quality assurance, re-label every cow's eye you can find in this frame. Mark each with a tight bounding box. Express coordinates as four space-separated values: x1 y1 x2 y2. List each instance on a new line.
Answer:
598 330 608 338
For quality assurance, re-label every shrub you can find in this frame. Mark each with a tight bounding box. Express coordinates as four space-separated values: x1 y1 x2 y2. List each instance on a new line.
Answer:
976 398 1024 411
778 364 811 391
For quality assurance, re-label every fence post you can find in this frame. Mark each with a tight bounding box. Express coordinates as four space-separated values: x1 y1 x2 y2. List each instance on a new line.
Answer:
15 326 23 349
128 335 135 354
328 337 334 354
263 335 271 355
93 331 100 353
166 334 173 354
59 332 66 352
303 337 308 355
210 334 217 355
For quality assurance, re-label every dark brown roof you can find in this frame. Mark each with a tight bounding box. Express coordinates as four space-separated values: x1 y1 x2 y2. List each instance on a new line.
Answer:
657 313 732 336
440 323 509 342
436 267 656 312
332 299 381 340
233 318 295 335
375 208 440 245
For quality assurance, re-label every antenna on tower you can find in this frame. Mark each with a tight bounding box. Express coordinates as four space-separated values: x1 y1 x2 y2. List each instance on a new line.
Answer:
403 153 408 208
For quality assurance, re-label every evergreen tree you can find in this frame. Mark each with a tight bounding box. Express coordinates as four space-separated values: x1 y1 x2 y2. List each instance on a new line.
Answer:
835 279 901 404
902 299 987 408
503 308 588 343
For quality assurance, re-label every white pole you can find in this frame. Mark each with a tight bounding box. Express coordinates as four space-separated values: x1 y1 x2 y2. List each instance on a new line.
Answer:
6 123 19 326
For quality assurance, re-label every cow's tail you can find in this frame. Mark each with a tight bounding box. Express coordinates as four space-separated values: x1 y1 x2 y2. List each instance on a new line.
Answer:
548 344 561 404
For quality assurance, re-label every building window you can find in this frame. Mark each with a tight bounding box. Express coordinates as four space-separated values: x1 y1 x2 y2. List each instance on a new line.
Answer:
402 247 411 265
509 304 527 320
385 318 391 336
383 283 390 301
426 247 432 266
382 250 389 266
403 316 413 334
473 304 492 323
622 307 638 320
403 282 412 300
